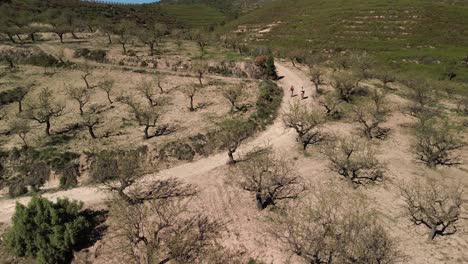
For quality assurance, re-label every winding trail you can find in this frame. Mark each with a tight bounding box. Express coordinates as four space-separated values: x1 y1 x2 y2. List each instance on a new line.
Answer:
0 61 314 224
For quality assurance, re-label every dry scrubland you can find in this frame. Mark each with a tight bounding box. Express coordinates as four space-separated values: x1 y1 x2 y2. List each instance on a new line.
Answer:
0 26 467 264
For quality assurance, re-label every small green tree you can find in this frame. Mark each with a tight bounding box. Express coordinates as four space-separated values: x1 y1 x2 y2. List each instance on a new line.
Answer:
5 196 90 264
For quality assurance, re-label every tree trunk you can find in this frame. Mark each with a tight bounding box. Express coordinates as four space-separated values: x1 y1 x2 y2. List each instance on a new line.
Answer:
291 58 296 67
158 80 164 93
107 34 112 44
198 73 203 86
106 93 113 104
57 33 64 43
148 42 154 56
7 59 14 69
189 96 194 111
7 33 16 43
15 34 22 42
144 125 150 139
121 43 127 54
45 120 51 136
18 100 22 113
227 150 235 165
83 76 91 89
30 33 36 42
79 105 84 115
88 126 97 139
19 134 28 148
428 226 437 240
71 31 79 39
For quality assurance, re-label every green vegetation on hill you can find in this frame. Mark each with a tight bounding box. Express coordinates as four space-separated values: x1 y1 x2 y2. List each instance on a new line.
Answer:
224 0 468 88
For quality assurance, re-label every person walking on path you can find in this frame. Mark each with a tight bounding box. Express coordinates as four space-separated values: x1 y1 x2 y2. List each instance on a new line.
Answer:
300 87 305 99
290 85 295 97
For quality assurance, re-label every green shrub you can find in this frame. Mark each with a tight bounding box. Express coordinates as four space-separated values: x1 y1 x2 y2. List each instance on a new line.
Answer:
159 142 195 161
249 80 283 129
8 180 28 198
5 196 90 264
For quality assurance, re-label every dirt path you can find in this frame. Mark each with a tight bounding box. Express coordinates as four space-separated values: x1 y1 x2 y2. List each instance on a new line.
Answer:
0 61 314 224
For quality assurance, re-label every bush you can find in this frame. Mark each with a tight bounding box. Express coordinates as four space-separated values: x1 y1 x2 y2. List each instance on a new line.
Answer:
249 80 283 129
5 196 90 264
159 141 195 161
8 180 27 198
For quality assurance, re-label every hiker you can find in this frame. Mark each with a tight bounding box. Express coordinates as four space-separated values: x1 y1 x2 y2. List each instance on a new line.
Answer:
290 85 294 97
300 87 305 99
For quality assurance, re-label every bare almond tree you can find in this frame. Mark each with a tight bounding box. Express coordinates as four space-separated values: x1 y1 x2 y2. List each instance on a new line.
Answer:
283 101 326 150
181 83 202 112
192 60 209 86
109 197 226 264
414 118 464 168
318 93 342 119
235 148 305 209
124 98 174 139
8 118 31 147
81 64 93 89
99 79 115 104
81 105 102 139
90 149 196 205
310 67 325 94
400 178 462 240
269 186 403 264
66 85 90 115
353 90 390 140
136 79 159 107
323 136 385 185
24 87 64 136
222 85 245 113
333 73 360 102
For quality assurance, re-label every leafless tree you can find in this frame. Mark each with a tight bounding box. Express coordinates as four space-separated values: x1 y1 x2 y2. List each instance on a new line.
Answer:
235 148 305 209
332 72 361 102
109 197 227 264
24 87 64 136
351 51 375 79
374 70 397 90
136 79 160 107
90 149 197 205
81 105 103 139
216 118 254 164
192 60 209 86
81 64 93 89
318 93 342 119
8 118 31 147
400 178 463 240
353 89 390 139
66 85 90 115
181 83 202 112
14 85 30 113
222 85 245 113
414 118 464 168
310 67 326 94
404 78 437 119
124 98 174 139
98 79 115 104
323 136 385 185
269 186 403 264
283 101 326 150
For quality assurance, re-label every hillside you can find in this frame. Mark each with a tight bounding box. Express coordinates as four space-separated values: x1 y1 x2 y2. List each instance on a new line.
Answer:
225 0 468 89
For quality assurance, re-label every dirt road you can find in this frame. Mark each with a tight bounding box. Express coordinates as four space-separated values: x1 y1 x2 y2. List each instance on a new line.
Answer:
0 61 314 224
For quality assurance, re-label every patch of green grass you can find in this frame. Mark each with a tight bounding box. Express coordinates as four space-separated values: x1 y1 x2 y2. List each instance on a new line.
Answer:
223 0 468 93
161 4 226 28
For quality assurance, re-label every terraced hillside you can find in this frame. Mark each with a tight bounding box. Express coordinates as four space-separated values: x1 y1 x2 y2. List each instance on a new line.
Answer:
225 0 468 87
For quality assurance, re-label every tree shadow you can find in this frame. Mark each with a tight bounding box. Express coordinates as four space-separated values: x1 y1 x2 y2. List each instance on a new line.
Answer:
75 209 109 251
